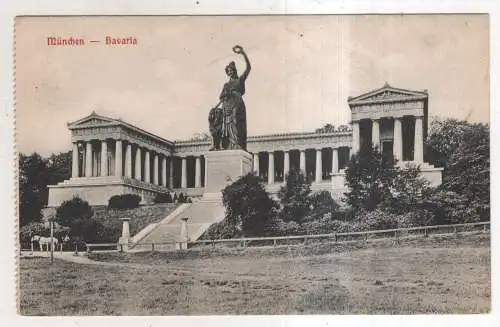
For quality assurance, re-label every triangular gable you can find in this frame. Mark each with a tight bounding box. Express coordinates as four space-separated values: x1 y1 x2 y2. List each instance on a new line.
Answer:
348 83 428 105
67 111 120 129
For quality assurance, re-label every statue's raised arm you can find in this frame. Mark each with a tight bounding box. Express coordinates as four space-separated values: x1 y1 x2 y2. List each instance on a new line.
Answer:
233 45 251 82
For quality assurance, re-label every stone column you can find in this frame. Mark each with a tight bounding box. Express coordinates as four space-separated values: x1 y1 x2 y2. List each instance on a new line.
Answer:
315 149 322 183
162 156 167 186
372 119 380 150
268 152 275 184
114 140 123 177
144 150 151 183
71 142 79 178
253 152 260 175
125 143 132 178
85 142 93 177
100 140 108 177
135 147 142 181
393 118 403 162
283 151 290 179
299 150 306 173
414 116 424 163
169 157 174 187
195 156 201 188
332 148 339 173
153 154 159 185
352 121 360 154
181 157 187 188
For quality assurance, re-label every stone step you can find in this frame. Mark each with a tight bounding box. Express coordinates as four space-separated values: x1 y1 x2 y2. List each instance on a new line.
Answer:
131 200 225 250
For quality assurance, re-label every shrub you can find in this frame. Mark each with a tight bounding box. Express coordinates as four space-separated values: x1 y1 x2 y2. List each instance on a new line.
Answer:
108 194 141 210
56 196 93 227
265 218 302 236
278 168 312 223
154 192 172 204
352 209 409 231
19 222 49 244
178 192 186 203
201 218 241 240
222 173 278 237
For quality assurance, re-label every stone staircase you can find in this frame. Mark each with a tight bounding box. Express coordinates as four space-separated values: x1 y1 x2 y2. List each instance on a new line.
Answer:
130 198 226 251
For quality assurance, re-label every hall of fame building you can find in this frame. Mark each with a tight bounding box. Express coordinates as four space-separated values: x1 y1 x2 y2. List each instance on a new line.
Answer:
47 84 443 207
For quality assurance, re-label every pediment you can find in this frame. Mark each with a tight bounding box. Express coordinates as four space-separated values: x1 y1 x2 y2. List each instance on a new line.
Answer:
348 84 428 106
68 112 119 129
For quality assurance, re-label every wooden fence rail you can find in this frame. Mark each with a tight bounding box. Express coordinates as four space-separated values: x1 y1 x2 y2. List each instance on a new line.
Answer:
83 221 488 252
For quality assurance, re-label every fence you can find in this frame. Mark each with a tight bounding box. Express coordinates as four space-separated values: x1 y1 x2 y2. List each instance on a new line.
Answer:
103 221 489 252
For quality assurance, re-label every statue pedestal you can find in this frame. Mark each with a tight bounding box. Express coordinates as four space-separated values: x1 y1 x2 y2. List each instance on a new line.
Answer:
203 150 253 198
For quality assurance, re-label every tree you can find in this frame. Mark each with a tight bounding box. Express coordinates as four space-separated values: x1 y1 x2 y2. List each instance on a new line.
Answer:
18 153 49 226
19 151 73 226
315 123 335 133
426 119 490 221
56 196 93 228
443 122 489 221
306 190 338 221
278 168 312 223
344 144 397 212
336 124 351 132
222 173 277 237
46 151 71 186
426 118 474 168
385 164 431 215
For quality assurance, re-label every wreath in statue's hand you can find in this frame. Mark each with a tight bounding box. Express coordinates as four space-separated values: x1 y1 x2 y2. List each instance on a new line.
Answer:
232 45 244 54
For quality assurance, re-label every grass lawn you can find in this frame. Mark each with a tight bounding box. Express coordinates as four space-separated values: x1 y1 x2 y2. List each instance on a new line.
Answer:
19 233 490 315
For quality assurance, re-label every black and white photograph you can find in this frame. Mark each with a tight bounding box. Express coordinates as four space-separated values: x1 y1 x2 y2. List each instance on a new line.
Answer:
14 14 490 315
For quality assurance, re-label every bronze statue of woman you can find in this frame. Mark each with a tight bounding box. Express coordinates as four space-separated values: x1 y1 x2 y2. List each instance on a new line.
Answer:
211 45 251 151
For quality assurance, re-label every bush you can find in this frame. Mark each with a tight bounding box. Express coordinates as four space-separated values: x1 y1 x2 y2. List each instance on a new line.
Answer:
56 196 93 227
178 192 186 203
154 192 172 204
19 222 49 244
108 194 141 210
201 218 241 240
351 209 409 231
265 218 302 236
222 173 278 237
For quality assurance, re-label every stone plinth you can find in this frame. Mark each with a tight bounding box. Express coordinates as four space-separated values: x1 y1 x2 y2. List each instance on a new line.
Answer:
203 150 253 196
118 218 131 251
47 176 169 207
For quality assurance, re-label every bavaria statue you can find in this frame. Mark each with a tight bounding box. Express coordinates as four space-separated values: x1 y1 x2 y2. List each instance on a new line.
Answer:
209 45 251 151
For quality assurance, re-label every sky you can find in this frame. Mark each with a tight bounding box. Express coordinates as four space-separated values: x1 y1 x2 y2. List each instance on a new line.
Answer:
15 15 489 156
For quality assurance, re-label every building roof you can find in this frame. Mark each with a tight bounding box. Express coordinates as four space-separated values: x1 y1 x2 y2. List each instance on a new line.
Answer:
348 83 428 108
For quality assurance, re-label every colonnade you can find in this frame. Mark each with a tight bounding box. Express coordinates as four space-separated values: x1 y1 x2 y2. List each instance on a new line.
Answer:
351 115 424 162
252 147 348 185
71 139 171 187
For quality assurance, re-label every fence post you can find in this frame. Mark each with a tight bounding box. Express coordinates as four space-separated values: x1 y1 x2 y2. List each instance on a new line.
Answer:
453 226 457 234
303 237 308 245
273 239 277 247
424 227 428 238
483 224 487 233
212 240 215 248
364 232 368 242
152 243 155 252
334 233 337 243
